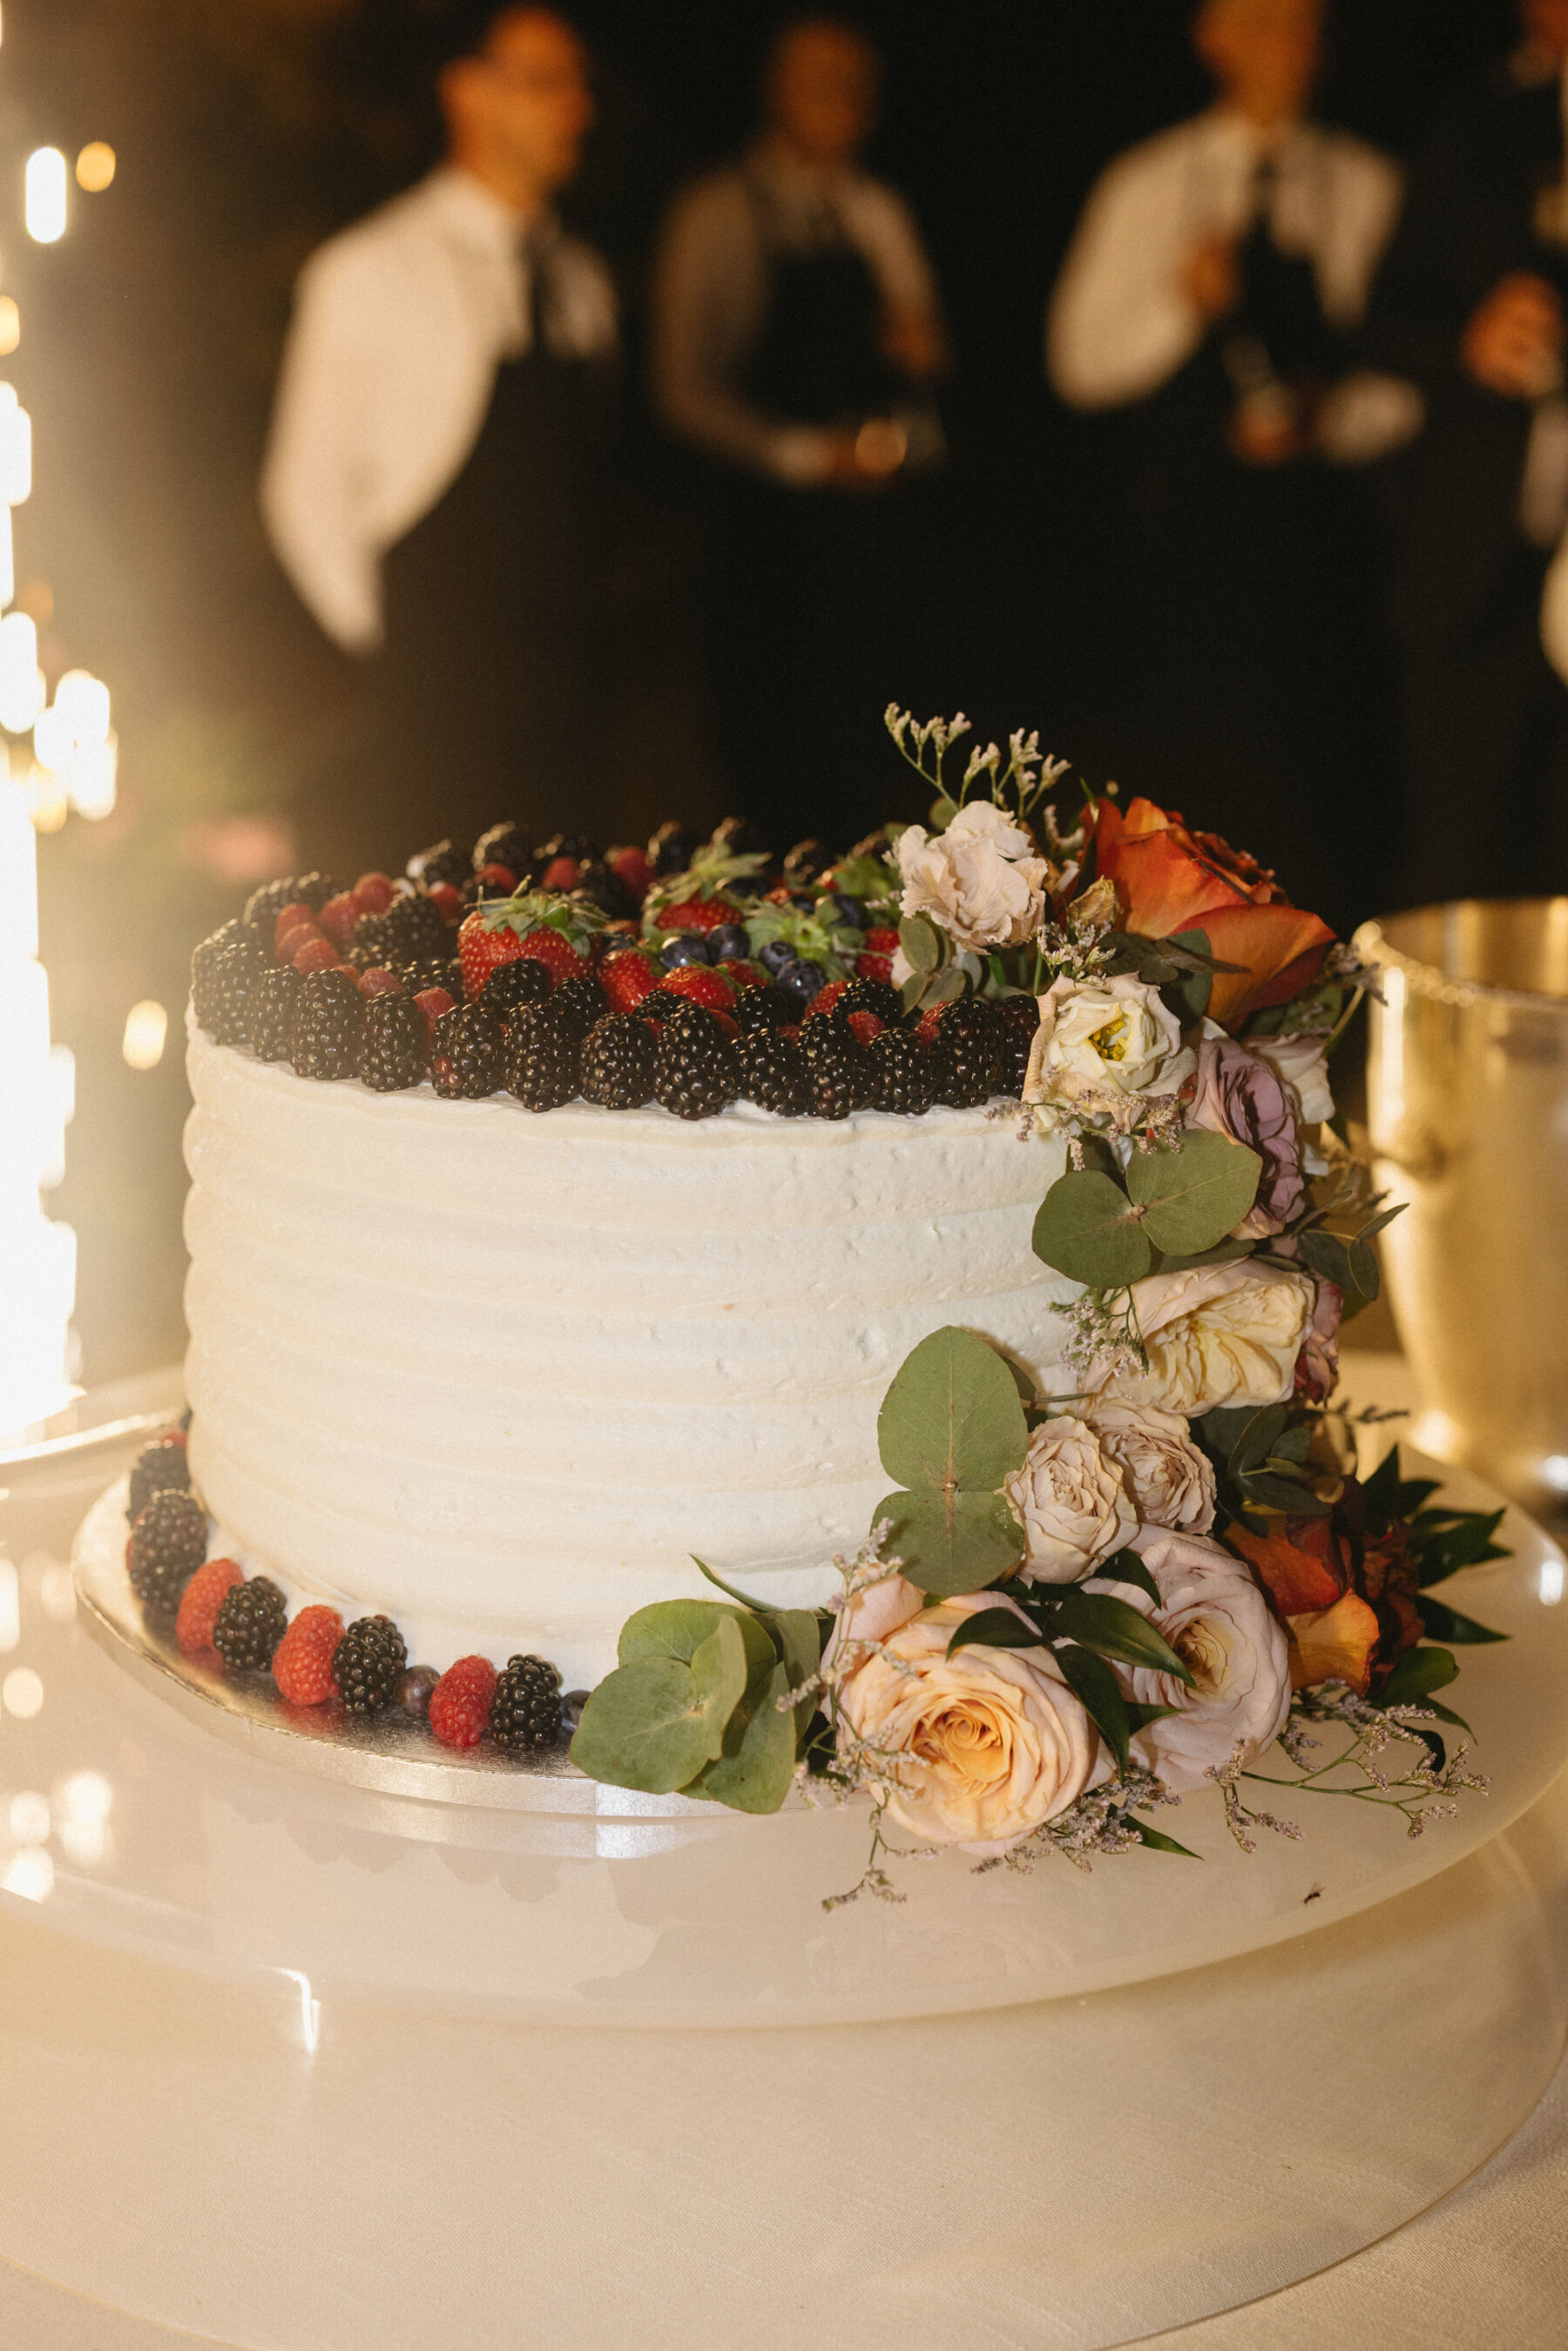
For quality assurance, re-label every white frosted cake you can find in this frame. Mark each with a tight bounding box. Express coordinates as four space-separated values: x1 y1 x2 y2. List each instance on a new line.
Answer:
183 1020 1071 1686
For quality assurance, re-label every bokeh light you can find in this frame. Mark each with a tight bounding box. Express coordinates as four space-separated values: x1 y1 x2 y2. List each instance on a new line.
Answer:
121 999 167 1071
3 1665 44 1718
24 147 66 244
0 299 20 356
76 143 115 195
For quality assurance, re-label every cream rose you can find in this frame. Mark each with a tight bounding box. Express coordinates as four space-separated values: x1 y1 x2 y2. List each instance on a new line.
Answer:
1085 1399 1216 1534
896 801 1052 951
1095 1260 1315 1417
1251 1031 1334 1125
1093 1529 1291 1794
1024 974 1195 1129
833 1587 1099 1852
1003 1415 1137 1584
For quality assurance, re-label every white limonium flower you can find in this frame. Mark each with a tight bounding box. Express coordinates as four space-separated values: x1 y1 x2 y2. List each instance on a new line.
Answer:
896 800 1054 952
1024 972 1196 1131
1003 1414 1137 1584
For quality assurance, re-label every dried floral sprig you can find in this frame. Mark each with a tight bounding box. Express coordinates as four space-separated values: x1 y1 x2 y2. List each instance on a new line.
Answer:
1241 1683 1490 1839
972 1767 1181 1875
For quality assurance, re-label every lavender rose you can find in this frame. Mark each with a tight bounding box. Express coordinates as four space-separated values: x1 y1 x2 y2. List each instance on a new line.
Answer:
1186 1035 1305 1236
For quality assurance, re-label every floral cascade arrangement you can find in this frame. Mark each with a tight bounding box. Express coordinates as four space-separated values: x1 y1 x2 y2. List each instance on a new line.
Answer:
571 712 1510 1900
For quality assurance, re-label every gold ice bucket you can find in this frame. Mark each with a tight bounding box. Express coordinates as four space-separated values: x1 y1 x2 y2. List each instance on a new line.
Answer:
1356 900 1568 1512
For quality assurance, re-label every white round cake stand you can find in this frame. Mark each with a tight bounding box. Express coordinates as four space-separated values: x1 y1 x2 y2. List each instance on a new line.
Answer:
0 1406 1560 2348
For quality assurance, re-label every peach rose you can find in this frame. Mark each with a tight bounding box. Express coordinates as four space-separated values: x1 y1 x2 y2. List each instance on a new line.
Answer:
1094 1260 1316 1417
1003 1415 1137 1584
832 1587 1099 1853
1085 1399 1217 1533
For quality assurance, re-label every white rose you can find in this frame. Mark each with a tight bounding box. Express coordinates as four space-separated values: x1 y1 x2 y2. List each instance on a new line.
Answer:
896 801 1053 952
1096 1260 1315 1417
1003 1415 1137 1584
1024 974 1196 1129
833 1587 1099 1853
1250 1032 1334 1125
1085 1399 1216 1534
1092 1529 1291 1794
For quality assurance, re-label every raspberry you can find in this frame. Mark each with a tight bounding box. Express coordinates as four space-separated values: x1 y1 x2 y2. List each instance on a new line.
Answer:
429 1655 499 1749
353 872 396 916
428 882 463 921
846 1009 883 1045
318 892 361 949
273 904 316 956
857 929 899 983
414 985 457 1034
291 933 341 975
274 1604 346 1706
656 964 734 1013
357 965 402 997
175 1557 243 1656
802 979 848 1025
541 855 578 891
605 845 653 901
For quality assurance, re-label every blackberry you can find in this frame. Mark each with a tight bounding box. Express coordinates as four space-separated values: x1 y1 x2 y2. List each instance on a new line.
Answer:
731 984 789 1037
393 956 459 1001
358 992 429 1091
868 1027 936 1116
242 874 336 937
212 1577 287 1672
127 1435 191 1523
406 838 471 890
836 976 902 1030
479 954 551 1020
649 820 700 875
929 1002 1004 1110
472 821 531 879
190 917 246 1010
504 999 581 1111
654 1005 739 1120
534 830 597 868
289 967 365 1081
801 1021 872 1119
712 814 768 860
571 857 639 921
381 890 452 963
194 935 267 1045
127 1489 208 1614
738 1027 808 1116
581 1012 656 1108
431 1001 504 1098
350 909 394 968
488 1653 564 1753
997 996 1041 1096
247 965 301 1060
550 970 605 1040
332 1615 408 1713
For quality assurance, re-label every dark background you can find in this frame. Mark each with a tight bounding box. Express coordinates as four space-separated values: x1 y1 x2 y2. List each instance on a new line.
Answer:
7 0 1520 1382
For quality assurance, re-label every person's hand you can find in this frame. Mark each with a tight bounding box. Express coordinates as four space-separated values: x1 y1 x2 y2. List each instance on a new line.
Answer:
1185 236 1240 324
1462 273 1565 399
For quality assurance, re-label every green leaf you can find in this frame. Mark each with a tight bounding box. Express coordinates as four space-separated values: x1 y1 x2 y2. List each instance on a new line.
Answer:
1415 1595 1507 1645
693 1556 772 1612
1127 1131 1261 1257
771 1608 822 1740
1162 927 1214 1024
945 1606 1044 1658
1094 1548 1161 1607
1031 1169 1152 1287
929 794 958 829
1131 1818 1200 1859
1151 1238 1256 1274
1229 1404 1288 1478
1294 1227 1355 1291
1424 1696 1473 1733
898 914 940 974
1377 1645 1459 1709
618 1598 774 1685
1125 1700 1179 1734
1347 1237 1382 1302
1237 1469 1335 1517
876 1488 1024 1599
570 1614 750 1796
876 1327 1030 1494
1414 1507 1510 1586
692 1659 798 1814
1054 1643 1132 1773
1048 1588 1193 1684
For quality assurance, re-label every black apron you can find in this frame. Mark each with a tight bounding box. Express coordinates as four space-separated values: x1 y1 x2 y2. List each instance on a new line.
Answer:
374 329 616 861
703 179 942 854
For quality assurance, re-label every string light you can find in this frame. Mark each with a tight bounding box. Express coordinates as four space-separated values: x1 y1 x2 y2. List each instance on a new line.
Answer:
24 146 66 244
75 143 114 194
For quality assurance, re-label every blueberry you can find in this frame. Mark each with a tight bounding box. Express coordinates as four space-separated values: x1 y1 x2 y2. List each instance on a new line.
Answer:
759 938 795 976
787 893 818 915
778 957 826 1003
708 923 750 962
828 894 868 930
561 1688 591 1735
660 935 710 969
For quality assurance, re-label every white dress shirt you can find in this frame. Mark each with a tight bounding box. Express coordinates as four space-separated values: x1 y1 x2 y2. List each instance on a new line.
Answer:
652 138 942 485
260 168 618 652
1047 111 1408 456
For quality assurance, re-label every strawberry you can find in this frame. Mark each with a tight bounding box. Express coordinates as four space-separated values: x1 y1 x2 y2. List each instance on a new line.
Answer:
459 899 593 996
291 933 341 974
476 861 517 891
429 1655 499 1749
718 959 764 990
600 948 660 1015
541 855 579 892
357 966 402 996
428 882 463 921
318 891 361 949
517 926 585 984
414 985 456 1034
802 979 848 1024
655 897 734 935
274 1604 346 1706
847 1010 884 1046
175 1557 242 1658
606 845 653 902
458 909 526 997
656 964 734 1011
353 871 395 916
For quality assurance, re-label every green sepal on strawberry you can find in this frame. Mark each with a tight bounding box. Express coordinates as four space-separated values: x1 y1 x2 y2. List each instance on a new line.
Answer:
744 899 860 983
640 836 770 938
820 846 902 916
459 890 606 997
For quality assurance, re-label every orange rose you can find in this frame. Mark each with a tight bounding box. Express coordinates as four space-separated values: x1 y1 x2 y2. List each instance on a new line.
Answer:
1227 1515 1346 1616
1092 798 1335 1028
1227 1505 1423 1694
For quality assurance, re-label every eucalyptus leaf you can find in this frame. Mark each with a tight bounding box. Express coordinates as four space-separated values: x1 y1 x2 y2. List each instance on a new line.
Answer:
693 1557 772 1612
570 1614 749 1795
945 1607 1044 1658
1151 1238 1255 1274
771 1608 823 1740
1130 1819 1200 1859
1054 1643 1132 1774
1415 1595 1507 1645
924 964 967 1007
876 1488 1024 1599
619 1598 774 1685
1031 1169 1152 1288
898 915 940 975
1162 927 1214 1024
1377 1645 1459 1708
693 1659 798 1814
1228 1404 1288 1478
929 795 958 829
1294 1228 1355 1289
877 1326 1030 1494
1127 1131 1261 1257
1048 1588 1193 1684
1347 1238 1382 1301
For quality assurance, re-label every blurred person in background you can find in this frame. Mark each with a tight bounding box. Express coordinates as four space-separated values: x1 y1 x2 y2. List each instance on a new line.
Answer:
1048 0 1410 934
1374 0 1568 904
652 14 947 852
261 5 618 864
